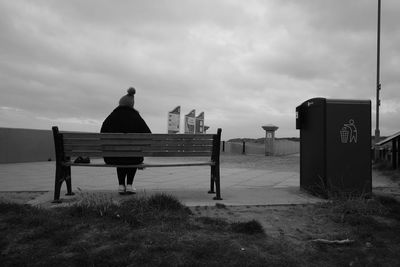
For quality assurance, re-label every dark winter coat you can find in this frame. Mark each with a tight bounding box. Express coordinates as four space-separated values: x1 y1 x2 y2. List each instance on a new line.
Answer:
101 106 151 165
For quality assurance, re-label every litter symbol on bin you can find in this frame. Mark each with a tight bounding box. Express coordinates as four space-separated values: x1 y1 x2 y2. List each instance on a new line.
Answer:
340 119 357 144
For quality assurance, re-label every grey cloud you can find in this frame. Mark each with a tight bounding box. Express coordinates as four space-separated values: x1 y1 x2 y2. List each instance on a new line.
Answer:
0 0 399 139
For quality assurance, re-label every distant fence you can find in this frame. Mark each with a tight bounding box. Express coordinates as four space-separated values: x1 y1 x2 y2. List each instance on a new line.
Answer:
0 128 55 163
222 140 299 156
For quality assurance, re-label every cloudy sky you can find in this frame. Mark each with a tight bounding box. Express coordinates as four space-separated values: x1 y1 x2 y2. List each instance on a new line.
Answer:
0 0 399 140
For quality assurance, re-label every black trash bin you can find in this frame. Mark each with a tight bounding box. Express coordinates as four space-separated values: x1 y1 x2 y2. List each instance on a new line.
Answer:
296 98 372 197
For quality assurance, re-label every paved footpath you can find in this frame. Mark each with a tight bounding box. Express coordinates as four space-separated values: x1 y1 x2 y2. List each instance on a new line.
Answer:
0 158 396 207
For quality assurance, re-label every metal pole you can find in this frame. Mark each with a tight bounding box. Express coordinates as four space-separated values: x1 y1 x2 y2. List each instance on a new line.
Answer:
397 138 400 169
392 139 397 169
375 0 381 144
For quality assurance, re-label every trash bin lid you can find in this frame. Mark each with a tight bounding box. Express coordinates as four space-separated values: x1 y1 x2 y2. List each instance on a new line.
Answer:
297 98 370 109
296 97 326 109
326 99 371 105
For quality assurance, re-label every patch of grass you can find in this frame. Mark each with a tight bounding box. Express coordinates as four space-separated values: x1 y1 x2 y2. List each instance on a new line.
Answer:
375 195 400 221
0 201 30 213
344 214 380 227
182 236 300 267
2 195 297 266
320 196 390 240
2 205 77 247
147 192 185 211
196 216 229 229
306 175 375 200
314 194 400 265
66 192 192 228
323 196 388 217
70 189 120 217
115 193 191 229
2 193 400 266
376 195 399 205
231 219 264 235
215 202 227 209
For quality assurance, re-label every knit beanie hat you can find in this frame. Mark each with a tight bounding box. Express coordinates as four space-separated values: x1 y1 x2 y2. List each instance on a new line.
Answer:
119 87 136 107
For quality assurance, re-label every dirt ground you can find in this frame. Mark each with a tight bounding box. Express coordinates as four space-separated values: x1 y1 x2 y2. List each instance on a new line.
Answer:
0 191 46 205
191 204 349 246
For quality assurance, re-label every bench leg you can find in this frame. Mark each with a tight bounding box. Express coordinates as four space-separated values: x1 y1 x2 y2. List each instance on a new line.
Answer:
65 166 75 196
53 165 74 203
52 163 64 203
213 167 222 200
208 166 215 194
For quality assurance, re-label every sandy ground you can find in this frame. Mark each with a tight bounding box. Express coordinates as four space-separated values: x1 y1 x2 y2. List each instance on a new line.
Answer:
220 153 300 172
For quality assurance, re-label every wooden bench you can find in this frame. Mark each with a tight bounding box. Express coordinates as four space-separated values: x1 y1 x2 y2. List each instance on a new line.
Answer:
52 126 222 202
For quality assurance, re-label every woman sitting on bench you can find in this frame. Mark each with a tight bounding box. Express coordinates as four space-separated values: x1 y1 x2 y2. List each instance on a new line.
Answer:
100 87 151 195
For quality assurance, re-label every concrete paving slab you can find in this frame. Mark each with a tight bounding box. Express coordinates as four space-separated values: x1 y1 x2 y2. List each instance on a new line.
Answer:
0 162 302 191
1 159 397 207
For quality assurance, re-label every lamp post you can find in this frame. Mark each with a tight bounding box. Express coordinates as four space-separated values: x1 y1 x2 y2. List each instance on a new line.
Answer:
375 0 381 144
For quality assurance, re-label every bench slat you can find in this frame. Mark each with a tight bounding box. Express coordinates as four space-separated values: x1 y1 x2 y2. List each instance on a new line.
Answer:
64 142 212 150
101 145 213 152
63 139 102 145
62 132 214 140
65 144 213 152
143 140 213 146
64 145 214 152
63 138 213 146
64 144 102 151
63 139 153 146
65 145 141 151
64 150 213 157
64 161 215 168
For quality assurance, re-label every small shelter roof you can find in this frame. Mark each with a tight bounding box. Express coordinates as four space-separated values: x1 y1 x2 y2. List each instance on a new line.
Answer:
375 131 400 146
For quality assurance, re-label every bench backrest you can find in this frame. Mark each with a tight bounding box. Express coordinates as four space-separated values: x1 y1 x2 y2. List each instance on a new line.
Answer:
52 127 221 159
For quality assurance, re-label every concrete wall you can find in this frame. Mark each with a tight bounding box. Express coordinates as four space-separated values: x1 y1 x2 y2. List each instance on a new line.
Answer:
274 139 300 156
0 128 55 163
0 127 300 163
223 140 299 156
